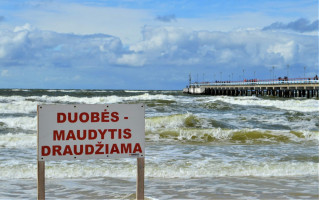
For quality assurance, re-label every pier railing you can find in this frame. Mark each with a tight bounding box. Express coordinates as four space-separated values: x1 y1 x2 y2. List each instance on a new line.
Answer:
190 78 319 87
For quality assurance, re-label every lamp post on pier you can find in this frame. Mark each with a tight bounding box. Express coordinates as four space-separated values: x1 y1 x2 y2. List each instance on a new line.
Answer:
272 66 275 84
242 69 245 81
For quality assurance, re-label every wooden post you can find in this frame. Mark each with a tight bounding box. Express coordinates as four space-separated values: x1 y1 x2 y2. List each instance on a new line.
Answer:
136 157 145 200
37 105 45 200
37 161 45 200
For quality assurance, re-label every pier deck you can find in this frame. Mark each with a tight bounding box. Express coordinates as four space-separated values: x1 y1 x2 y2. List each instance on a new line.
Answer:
183 79 319 98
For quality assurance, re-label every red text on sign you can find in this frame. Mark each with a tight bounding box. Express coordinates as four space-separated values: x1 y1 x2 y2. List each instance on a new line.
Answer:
57 111 119 123
53 129 132 141
41 143 142 156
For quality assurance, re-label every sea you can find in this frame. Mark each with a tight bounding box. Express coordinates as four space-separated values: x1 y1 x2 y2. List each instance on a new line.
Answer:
0 89 318 199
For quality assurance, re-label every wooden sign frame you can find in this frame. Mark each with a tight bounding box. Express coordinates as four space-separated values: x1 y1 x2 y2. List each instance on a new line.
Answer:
37 104 145 200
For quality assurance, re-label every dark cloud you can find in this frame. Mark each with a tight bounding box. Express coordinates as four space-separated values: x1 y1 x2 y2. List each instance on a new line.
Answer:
0 16 5 22
155 14 176 23
263 18 319 33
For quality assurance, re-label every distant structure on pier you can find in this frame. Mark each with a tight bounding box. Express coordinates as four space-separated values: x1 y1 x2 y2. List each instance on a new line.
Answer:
183 76 319 98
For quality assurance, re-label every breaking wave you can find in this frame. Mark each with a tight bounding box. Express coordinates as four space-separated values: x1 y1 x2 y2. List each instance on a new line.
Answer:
200 96 319 112
0 159 317 179
145 114 318 143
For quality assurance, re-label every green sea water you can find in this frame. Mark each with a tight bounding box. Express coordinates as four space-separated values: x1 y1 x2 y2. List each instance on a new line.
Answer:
0 89 318 199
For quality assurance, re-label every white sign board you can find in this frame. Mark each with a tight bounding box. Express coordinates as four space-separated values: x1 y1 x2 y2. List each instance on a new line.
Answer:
37 104 145 161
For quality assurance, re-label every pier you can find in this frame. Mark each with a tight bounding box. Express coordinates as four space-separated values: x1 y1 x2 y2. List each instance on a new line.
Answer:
183 78 319 98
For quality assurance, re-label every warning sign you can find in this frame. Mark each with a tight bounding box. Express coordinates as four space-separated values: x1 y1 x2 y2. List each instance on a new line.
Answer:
37 104 145 161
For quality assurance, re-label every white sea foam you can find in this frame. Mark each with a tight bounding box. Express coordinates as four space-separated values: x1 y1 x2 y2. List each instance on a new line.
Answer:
0 111 317 148
123 93 177 102
203 96 319 112
0 101 38 114
148 127 319 143
0 128 316 151
36 93 177 104
0 133 37 148
1 92 318 115
146 114 189 130
124 90 146 93
47 89 78 93
145 114 318 142
146 161 319 178
0 116 37 131
0 93 181 115
11 89 30 92
0 160 317 179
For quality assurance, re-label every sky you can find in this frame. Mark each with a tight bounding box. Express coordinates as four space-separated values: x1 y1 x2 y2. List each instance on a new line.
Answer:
0 0 319 90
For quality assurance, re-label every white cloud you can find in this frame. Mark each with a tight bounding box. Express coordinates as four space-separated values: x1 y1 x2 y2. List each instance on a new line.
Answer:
117 54 146 67
13 23 34 32
0 24 317 83
0 47 6 58
126 26 318 70
0 0 317 89
15 2 151 44
1 69 8 77
72 75 81 81
0 25 126 68
267 41 297 62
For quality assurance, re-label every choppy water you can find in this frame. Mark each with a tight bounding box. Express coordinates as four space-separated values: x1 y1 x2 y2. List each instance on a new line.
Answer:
0 89 318 199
